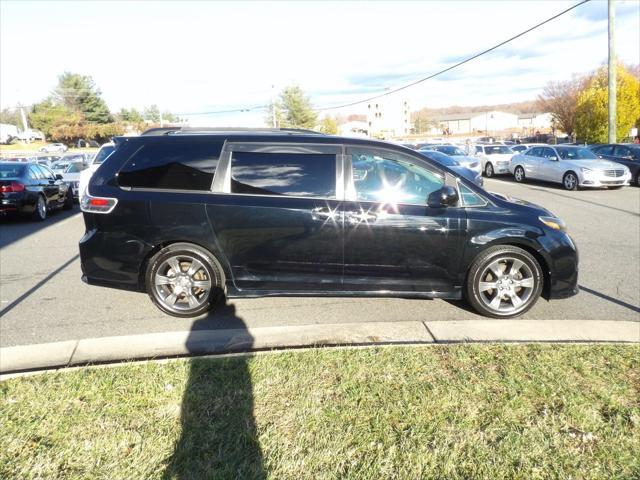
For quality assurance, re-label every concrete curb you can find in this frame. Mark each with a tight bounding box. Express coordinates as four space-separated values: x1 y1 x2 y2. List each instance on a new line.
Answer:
1 320 638 375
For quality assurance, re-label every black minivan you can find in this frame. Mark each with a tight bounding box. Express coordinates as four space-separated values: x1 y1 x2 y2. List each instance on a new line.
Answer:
79 128 578 318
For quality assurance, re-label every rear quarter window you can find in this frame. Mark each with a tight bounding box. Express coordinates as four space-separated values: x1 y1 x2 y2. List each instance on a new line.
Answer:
117 142 223 191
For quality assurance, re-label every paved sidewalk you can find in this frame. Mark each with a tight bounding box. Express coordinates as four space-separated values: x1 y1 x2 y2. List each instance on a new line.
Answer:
1 319 638 376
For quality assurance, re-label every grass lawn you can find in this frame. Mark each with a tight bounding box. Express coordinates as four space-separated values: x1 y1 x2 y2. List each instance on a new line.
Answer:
1 345 638 479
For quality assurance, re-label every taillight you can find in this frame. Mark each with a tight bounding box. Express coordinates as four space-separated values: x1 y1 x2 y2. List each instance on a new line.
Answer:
80 192 118 214
0 182 25 193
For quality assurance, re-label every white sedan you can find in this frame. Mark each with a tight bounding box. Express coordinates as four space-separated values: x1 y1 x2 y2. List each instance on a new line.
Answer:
473 144 515 177
510 145 631 190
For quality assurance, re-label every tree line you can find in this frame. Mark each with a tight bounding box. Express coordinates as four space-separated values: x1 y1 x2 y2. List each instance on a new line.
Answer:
538 64 640 143
0 72 181 144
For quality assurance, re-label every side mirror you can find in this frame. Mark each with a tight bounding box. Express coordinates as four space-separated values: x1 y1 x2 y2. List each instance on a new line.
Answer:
55 174 63 180
428 185 459 208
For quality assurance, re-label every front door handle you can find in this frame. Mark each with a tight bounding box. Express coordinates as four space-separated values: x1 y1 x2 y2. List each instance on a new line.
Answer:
346 211 377 224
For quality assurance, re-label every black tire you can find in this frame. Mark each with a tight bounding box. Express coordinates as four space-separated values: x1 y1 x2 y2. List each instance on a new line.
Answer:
63 189 74 210
484 162 494 178
32 194 47 221
562 171 578 191
145 242 225 318
466 245 543 318
514 166 526 183
609 186 624 190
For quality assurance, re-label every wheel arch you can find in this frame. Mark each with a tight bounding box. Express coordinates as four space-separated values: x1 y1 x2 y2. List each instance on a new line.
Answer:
137 239 231 292
465 238 551 300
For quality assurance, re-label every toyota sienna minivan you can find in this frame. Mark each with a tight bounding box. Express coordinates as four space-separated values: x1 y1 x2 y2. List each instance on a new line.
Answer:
79 128 578 318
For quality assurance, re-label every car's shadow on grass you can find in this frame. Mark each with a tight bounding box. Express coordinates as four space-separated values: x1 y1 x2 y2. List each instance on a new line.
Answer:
0 207 80 249
162 297 266 479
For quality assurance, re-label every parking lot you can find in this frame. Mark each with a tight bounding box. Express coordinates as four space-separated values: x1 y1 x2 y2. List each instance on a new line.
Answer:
0 177 638 348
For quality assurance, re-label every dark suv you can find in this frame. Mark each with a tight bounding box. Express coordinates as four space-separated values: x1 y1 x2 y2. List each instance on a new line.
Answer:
79 128 578 318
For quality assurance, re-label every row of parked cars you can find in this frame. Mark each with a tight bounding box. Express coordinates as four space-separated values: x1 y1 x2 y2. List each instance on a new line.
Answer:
405 140 639 191
0 143 115 220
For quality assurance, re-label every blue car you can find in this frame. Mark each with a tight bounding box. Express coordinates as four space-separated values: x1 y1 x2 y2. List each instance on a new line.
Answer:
418 150 483 187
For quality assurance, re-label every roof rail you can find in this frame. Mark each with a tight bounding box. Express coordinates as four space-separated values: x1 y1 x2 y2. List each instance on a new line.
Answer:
140 126 325 136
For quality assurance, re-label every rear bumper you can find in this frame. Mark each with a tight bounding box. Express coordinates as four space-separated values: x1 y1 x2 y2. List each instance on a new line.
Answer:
0 197 27 215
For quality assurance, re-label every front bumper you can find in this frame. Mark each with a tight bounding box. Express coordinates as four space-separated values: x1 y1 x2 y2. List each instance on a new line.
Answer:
579 174 630 188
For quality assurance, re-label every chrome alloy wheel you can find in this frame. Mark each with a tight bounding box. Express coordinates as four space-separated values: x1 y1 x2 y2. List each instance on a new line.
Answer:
153 255 212 312
36 195 46 220
563 172 578 190
476 256 536 315
514 166 525 182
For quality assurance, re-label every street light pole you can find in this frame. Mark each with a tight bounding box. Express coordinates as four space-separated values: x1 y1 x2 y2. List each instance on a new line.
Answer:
608 0 616 143
271 85 277 128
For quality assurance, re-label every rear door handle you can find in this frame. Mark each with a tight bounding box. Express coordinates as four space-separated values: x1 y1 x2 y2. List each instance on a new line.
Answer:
311 206 336 220
346 211 377 224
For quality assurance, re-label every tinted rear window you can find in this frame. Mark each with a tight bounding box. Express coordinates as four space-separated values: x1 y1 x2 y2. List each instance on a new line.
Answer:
0 164 25 178
118 142 223 190
93 145 115 165
230 152 336 198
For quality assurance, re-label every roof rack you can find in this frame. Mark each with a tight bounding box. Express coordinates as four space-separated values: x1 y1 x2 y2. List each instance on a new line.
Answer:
140 127 325 136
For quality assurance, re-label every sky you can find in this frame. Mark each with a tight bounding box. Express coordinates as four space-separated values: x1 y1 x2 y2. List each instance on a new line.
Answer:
1 0 639 127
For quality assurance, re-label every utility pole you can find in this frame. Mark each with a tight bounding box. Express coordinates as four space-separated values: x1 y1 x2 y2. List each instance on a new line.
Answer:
159 108 164 128
19 106 29 132
608 0 616 143
271 84 277 128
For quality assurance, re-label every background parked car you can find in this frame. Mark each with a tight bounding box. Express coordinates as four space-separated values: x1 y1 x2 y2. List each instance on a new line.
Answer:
418 144 482 174
589 144 640 186
0 161 73 220
60 161 89 200
510 145 631 190
474 144 515 177
39 143 68 153
510 143 547 154
78 142 115 199
418 149 483 186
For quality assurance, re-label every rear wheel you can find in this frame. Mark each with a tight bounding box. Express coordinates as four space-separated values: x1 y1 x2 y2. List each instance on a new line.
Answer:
484 162 494 177
562 171 578 191
63 189 74 209
466 245 543 318
32 195 47 221
145 243 225 318
514 166 525 183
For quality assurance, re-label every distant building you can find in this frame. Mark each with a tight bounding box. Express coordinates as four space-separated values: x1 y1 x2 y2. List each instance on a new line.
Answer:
338 121 369 138
517 112 553 131
432 110 521 135
366 99 411 138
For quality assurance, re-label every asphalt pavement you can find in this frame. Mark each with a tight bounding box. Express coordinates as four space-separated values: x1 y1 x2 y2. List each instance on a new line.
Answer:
1 178 638 348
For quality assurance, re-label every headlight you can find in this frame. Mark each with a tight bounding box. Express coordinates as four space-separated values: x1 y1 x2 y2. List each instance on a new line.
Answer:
580 167 593 173
539 216 567 232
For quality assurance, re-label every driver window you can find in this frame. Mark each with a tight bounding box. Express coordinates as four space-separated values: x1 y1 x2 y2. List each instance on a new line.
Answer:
542 148 556 159
528 147 541 157
349 149 444 205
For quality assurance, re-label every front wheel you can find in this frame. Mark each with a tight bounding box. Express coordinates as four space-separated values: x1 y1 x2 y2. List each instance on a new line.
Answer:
514 166 525 183
466 245 543 318
145 243 225 318
562 172 578 191
63 189 74 209
484 162 494 178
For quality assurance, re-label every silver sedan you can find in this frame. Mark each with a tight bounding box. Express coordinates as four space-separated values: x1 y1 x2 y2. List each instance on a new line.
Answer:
509 145 631 190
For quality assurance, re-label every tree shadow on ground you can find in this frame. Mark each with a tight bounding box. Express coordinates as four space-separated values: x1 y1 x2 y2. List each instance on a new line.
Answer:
162 298 265 480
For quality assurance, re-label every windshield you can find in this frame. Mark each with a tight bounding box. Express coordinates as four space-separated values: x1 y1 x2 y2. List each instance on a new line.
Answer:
0 164 26 178
64 162 87 173
93 145 115 165
420 150 459 167
484 145 513 155
556 147 598 160
434 146 466 156
52 163 69 171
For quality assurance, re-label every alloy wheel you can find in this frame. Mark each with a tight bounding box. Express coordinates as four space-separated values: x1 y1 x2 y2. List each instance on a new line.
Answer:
476 256 536 315
153 254 213 312
485 163 494 177
36 196 47 220
514 167 525 182
563 173 577 190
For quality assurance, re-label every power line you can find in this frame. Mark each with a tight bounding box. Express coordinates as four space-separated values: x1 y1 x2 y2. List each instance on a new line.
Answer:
314 0 591 111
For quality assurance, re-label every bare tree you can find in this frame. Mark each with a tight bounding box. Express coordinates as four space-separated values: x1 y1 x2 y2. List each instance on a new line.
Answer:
537 75 588 138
